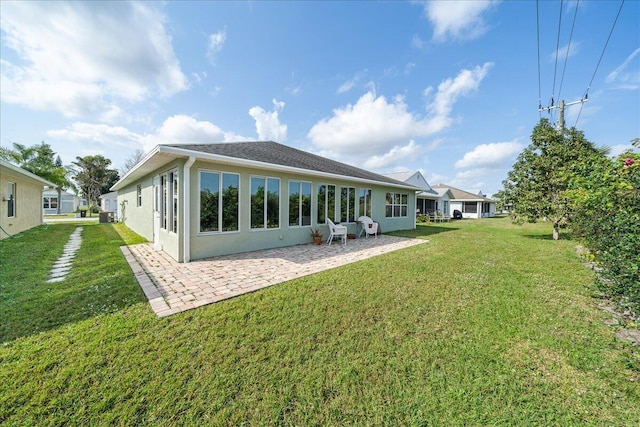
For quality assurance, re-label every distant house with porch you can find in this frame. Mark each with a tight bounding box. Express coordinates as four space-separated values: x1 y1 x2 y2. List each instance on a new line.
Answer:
1 159 54 240
432 184 496 219
111 141 420 262
383 171 453 216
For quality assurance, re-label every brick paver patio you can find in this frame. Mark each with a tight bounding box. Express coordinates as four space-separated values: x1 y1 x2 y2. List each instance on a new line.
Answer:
122 235 427 317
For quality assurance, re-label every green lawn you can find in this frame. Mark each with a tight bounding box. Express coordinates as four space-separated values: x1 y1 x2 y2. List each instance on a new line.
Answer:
1 219 638 425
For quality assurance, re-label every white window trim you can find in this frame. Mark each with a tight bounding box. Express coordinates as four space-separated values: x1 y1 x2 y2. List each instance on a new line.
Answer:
288 179 312 228
250 175 281 231
198 169 241 235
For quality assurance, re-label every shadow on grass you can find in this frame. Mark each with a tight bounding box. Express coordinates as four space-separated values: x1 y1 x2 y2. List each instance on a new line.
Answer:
390 223 459 239
0 223 147 343
521 231 575 241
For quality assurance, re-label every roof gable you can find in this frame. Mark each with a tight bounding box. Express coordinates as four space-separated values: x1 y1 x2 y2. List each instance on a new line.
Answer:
383 170 432 191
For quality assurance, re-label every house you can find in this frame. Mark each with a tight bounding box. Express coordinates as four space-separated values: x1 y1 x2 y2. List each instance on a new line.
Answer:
42 189 84 215
432 184 496 219
383 171 453 216
111 141 420 262
1 159 55 240
99 191 118 219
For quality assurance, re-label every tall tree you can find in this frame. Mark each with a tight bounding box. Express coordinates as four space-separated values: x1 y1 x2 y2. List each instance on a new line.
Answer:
119 149 145 176
72 155 119 214
0 142 74 214
499 119 608 240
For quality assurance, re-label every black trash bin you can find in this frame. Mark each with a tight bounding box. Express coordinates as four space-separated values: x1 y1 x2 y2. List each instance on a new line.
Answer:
80 210 86 218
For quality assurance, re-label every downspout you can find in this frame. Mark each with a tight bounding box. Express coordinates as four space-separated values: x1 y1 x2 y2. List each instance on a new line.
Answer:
183 156 196 262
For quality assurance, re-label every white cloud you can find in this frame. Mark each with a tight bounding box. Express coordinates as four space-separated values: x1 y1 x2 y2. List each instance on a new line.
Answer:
0 2 188 118
46 115 252 167
425 0 499 42
550 41 580 61
337 70 367 94
248 99 288 141
606 48 640 90
363 140 421 169
454 141 523 169
207 29 227 65
412 35 424 49
307 63 493 168
428 62 494 122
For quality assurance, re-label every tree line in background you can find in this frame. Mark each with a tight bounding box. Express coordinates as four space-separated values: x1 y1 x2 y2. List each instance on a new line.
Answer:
497 119 639 314
0 142 120 214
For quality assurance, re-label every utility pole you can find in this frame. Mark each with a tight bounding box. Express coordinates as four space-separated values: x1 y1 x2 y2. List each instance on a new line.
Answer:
539 97 588 132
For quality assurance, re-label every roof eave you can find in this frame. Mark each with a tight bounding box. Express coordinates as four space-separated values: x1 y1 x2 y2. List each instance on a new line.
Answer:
112 144 420 191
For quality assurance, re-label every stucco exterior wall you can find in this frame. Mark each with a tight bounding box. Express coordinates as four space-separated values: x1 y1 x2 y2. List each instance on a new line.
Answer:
187 160 415 260
0 167 46 240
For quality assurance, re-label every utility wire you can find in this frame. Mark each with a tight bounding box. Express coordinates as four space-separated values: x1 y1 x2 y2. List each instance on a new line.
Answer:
557 0 579 102
575 0 625 128
536 0 542 117
551 0 564 110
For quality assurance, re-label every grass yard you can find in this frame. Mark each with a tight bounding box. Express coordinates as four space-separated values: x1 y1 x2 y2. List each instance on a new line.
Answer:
1 218 638 425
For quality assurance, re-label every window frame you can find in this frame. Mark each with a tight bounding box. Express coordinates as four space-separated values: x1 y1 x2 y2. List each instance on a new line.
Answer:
288 180 312 228
7 182 16 218
198 169 240 234
358 188 372 218
250 175 280 230
317 183 337 224
385 192 409 218
136 184 142 207
340 186 356 223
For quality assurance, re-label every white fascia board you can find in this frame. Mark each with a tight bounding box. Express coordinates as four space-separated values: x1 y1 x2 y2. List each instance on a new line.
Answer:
1 160 55 188
110 145 163 191
159 145 420 191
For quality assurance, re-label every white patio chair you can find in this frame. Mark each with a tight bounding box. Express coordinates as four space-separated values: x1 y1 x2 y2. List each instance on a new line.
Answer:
357 216 378 239
326 218 347 245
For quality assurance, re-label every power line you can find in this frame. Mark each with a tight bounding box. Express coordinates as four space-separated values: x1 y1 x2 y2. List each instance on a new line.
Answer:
536 0 542 116
575 0 625 128
557 0 579 102
550 0 564 110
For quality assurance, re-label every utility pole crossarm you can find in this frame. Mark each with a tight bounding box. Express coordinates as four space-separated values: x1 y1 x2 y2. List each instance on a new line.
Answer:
538 97 588 131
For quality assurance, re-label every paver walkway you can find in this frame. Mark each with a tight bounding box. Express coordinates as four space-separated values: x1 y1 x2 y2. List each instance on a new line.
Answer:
122 235 427 317
47 227 83 283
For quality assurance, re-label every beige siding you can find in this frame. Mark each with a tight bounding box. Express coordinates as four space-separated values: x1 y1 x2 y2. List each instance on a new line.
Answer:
0 166 47 240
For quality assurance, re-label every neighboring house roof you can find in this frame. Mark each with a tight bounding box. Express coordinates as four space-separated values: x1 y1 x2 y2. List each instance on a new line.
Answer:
432 187 454 199
382 170 434 192
1 160 55 188
432 184 494 202
112 141 420 191
43 189 77 197
100 191 117 199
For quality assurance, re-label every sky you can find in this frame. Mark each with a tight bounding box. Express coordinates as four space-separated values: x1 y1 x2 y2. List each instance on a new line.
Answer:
1 0 638 197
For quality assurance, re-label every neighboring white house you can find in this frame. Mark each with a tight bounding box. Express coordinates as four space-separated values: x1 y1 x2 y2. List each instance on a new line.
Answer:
432 185 496 219
1 160 55 240
383 171 453 216
111 141 421 262
42 189 84 215
100 191 118 219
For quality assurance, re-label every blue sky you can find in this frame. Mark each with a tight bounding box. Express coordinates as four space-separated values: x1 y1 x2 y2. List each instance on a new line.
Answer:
1 1 638 196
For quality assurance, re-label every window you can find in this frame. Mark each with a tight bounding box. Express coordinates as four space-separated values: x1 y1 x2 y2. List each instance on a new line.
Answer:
171 171 178 233
199 171 239 233
7 182 15 217
482 202 490 214
43 196 58 209
136 184 142 207
463 201 477 213
160 171 179 232
443 200 449 215
385 192 408 218
289 180 311 227
359 188 372 218
340 187 356 222
317 184 337 224
251 176 280 229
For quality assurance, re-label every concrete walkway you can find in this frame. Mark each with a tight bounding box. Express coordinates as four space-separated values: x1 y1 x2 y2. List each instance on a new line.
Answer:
122 235 427 317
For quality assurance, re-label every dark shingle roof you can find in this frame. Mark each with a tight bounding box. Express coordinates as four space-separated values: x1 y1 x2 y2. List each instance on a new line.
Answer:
432 184 494 201
165 141 413 187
